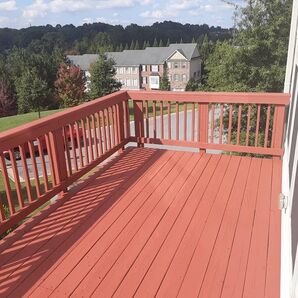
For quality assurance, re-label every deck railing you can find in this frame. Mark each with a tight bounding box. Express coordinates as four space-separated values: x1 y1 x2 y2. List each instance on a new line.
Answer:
0 90 289 235
127 90 289 157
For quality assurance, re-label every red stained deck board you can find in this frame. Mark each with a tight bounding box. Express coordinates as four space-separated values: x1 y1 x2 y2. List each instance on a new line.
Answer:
0 148 282 298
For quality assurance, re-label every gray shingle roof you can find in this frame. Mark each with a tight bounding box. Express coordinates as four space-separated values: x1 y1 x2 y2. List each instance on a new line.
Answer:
67 43 199 70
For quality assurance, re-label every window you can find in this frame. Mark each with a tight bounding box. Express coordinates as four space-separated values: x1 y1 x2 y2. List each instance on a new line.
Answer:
182 74 187 82
126 79 131 86
149 76 160 89
151 65 159 72
142 77 147 84
174 74 179 82
133 79 138 87
167 62 171 69
181 62 187 68
132 67 138 74
174 62 179 69
125 67 130 74
142 65 146 72
118 67 124 74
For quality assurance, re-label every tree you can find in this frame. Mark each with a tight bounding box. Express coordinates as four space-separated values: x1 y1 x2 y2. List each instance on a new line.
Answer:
16 70 49 116
88 53 122 99
124 43 129 50
119 43 123 52
192 37 196 43
0 79 16 117
134 40 140 50
153 38 158 47
160 69 170 91
130 40 135 50
185 78 200 91
166 38 170 47
142 40 147 49
55 63 86 108
158 39 164 47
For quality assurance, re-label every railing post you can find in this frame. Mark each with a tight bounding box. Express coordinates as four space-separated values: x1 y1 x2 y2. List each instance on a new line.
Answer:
198 103 209 153
272 105 286 159
117 100 126 153
48 128 68 197
133 100 144 147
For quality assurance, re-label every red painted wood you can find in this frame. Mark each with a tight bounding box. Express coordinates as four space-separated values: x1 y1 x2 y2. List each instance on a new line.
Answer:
0 193 5 221
265 159 282 298
86 116 94 161
211 104 215 143
95 113 103 156
167 102 171 139
184 102 187 141
221 158 262 297
176 101 179 141
63 127 72 175
219 104 223 144
156 155 231 298
91 114 99 159
272 105 286 149
8 150 25 208
81 119 89 164
199 157 251 298
0 148 283 297
160 101 164 139
191 102 195 142
153 101 157 139
28 140 41 197
264 105 271 147
236 104 242 145
145 100 149 138
133 100 144 147
177 156 241 297
243 159 273 298
246 105 252 146
37 137 49 192
228 104 233 144
127 90 289 105
198 103 208 151
19 144 33 203
75 122 83 169
255 104 261 146
0 154 15 215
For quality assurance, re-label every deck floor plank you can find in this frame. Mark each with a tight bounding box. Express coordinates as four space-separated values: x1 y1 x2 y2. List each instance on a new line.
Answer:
0 148 282 298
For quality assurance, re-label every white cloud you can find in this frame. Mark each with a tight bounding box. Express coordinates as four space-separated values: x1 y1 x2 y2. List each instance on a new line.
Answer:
0 0 17 11
140 9 176 21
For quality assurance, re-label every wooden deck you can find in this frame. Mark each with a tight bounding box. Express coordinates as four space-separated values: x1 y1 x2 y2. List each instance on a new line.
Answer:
0 147 281 298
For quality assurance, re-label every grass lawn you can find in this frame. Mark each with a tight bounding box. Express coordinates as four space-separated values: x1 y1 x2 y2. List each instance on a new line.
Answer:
0 109 63 133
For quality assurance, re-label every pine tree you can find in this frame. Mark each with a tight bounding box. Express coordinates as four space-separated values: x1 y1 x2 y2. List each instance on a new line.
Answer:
166 38 170 47
160 69 171 91
158 39 164 47
180 37 183 43
192 37 196 43
134 40 140 50
153 38 158 47
130 40 135 50
55 63 86 108
88 53 122 99
142 40 147 49
124 43 129 50
119 43 123 52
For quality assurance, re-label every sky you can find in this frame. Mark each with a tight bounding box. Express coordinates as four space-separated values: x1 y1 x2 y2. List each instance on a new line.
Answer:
0 0 244 29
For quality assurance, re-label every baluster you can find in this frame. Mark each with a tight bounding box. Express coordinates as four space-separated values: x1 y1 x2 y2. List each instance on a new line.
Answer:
246 105 252 146
219 104 223 144
160 101 164 139
91 114 99 158
81 119 90 163
62 127 72 176
19 144 33 202
191 103 195 142
0 154 15 215
255 104 261 146
75 122 83 168
69 124 78 171
184 103 187 141
211 104 215 143
28 140 41 197
153 101 157 139
145 101 149 138
95 113 103 155
168 102 171 140
37 136 49 192
236 104 242 145
86 116 94 161
264 105 271 148
176 102 179 141
228 104 233 144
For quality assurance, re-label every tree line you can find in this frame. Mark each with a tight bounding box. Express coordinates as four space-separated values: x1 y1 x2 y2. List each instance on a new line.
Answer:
0 21 233 54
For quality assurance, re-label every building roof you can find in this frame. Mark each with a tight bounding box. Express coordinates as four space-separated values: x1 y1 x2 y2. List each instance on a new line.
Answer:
67 43 199 70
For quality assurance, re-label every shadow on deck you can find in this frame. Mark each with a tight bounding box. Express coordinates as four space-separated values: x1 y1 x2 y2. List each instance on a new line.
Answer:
0 147 281 297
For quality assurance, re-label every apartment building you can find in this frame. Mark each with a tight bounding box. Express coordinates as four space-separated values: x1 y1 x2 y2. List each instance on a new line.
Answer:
67 43 201 91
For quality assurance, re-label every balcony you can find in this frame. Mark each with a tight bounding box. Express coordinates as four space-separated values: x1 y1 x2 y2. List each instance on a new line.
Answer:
0 90 289 297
